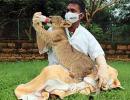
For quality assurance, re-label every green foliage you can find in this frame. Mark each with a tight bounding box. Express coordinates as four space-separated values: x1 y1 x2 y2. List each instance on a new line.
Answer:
0 60 130 100
110 24 130 42
93 9 112 31
84 8 113 42
112 0 130 23
45 0 67 17
87 23 104 41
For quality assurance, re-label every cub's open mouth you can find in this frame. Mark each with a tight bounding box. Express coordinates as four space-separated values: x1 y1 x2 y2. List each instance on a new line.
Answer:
62 20 72 27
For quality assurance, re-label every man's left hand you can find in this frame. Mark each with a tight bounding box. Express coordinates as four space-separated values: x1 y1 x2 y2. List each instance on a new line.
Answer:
97 65 109 88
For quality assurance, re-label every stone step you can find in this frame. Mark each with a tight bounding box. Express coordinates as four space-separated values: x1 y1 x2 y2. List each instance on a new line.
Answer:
22 43 37 49
0 42 38 49
0 48 39 54
0 55 45 61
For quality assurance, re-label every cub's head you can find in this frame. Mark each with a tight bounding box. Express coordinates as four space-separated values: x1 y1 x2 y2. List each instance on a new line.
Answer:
49 16 72 28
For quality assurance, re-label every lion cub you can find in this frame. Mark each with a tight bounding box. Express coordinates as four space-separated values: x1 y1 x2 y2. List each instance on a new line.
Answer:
33 16 97 81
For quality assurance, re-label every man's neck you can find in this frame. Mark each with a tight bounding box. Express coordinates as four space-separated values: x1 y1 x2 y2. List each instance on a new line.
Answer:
68 22 80 33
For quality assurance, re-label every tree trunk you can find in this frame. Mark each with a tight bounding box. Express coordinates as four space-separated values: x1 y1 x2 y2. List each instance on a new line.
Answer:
86 18 92 28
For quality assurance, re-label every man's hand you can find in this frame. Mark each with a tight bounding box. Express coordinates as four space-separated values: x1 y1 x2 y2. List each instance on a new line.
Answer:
96 55 110 89
97 65 109 89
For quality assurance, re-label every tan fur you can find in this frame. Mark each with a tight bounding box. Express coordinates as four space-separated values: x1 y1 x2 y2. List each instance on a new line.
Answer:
15 64 121 99
33 16 96 80
15 65 77 98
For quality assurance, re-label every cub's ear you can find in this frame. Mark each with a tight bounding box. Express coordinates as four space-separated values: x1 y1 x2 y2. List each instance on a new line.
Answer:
60 20 72 28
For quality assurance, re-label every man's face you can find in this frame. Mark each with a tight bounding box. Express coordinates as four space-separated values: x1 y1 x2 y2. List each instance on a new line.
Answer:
66 3 80 14
66 3 84 21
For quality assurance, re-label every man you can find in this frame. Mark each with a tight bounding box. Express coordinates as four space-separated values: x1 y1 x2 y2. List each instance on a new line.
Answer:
64 0 109 87
33 0 109 87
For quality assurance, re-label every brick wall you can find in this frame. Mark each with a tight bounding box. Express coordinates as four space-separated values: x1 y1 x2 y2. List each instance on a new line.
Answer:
101 43 130 61
0 40 130 61
0 40 46 61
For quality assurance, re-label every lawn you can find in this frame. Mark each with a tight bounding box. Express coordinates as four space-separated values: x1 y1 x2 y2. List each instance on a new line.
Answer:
0 60 130 100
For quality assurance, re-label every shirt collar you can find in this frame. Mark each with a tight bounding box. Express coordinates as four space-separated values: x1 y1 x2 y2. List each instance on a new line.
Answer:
65 24 81 40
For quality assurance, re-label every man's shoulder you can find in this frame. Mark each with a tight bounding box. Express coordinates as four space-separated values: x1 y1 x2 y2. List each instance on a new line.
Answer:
78 25 92 36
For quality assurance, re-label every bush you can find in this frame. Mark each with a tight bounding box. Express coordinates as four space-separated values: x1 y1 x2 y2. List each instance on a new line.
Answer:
87 23 104 41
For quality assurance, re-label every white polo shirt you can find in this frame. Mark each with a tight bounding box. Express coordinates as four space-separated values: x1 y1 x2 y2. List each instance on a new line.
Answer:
46 24 104 65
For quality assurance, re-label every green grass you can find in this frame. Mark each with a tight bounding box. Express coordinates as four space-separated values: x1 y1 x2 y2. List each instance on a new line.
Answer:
0 60 130 100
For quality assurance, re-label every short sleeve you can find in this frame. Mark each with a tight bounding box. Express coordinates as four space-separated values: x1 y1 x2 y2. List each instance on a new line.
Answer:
87 33 105 61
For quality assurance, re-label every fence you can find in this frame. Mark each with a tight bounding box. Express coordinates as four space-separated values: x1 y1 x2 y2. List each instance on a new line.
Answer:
0 18 130 44
0 18 36 40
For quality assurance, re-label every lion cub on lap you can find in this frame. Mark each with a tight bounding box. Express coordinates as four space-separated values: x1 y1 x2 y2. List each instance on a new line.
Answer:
33 16 97 80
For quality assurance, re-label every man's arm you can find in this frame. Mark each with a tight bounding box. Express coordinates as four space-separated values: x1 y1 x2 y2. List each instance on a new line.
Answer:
96 55 109 87
96 55 107 67
86 30 109 87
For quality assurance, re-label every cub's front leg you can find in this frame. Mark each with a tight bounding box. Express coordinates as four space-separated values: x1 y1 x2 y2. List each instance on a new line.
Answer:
32 12 52 53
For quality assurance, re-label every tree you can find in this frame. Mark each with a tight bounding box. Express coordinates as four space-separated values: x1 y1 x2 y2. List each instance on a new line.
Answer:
110 0 130 42
44 0 67 17
84 0 119 27
0 0 40 40
112 0 130 24
0 0 69 40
